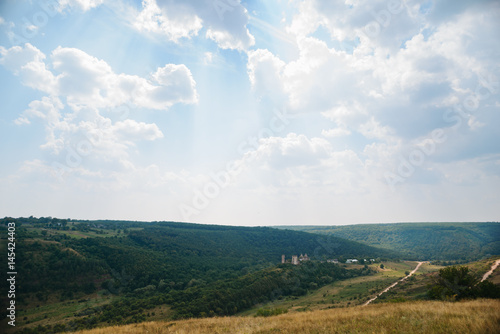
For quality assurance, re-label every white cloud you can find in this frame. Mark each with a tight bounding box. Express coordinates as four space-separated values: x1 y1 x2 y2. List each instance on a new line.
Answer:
248 37 368 113
15 96 63 126
2 0 500 225
113 119 164 142
247 49 285 101
1 44 198 111
358 117 394 141
148 64 198 107
52 46 114 104
58 0 104 12
234 133 372 195
248 0 500 169
321 102 367 129
203 52 213 64
287 0 423 53
205 27 254 51
322 127 351 138
0 44 57 94
134 0 202 42
0 43 198 173
247 133 331 170
133 0 255 50
467 116 485 131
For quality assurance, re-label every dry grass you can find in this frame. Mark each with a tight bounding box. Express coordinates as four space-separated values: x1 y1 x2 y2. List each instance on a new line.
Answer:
77 299 500 334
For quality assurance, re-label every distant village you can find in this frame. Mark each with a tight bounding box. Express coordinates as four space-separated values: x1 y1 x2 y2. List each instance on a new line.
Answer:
282 254 376 265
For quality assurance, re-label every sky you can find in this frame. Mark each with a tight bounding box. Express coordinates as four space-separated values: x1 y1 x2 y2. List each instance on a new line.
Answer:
0 0 499 226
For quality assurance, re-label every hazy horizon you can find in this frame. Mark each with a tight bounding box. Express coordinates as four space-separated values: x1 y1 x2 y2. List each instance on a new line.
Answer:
1 0 499 225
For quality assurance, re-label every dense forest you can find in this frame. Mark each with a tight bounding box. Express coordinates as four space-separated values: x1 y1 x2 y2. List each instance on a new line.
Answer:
60 261 372 330
0 217 393 332
277 223 500 262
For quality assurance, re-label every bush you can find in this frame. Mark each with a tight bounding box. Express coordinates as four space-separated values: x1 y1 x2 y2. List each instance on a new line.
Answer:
476 281 500 299
255 308 288 317
428 266 500 301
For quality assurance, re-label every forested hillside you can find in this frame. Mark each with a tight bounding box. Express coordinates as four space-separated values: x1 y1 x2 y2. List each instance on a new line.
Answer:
0 217 394 332
3 218 396 292
277 223 500 261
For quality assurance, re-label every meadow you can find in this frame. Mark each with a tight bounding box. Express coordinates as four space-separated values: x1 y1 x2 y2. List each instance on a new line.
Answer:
76 299 500 334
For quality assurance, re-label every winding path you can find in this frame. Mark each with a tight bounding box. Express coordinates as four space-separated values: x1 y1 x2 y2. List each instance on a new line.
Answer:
481 259 500 282
363 262 425 306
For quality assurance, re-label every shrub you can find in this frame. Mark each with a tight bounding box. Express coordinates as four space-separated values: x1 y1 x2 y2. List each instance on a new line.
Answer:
255 308 288 317
428 265 500 301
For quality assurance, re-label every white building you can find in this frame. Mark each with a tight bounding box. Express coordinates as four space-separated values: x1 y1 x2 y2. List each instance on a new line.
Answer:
299 253 310 262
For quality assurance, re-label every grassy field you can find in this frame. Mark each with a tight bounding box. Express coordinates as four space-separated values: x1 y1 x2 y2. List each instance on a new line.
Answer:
3 294 174 333
2 292 117 331
75 299 500 334
374 257 500 304
489 267 500 285
466 257 500 277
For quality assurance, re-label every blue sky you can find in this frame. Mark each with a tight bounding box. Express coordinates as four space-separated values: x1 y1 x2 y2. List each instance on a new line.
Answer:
0 0 499 225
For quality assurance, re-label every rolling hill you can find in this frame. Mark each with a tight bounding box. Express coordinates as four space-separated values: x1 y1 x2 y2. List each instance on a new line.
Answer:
0 217 397 332
275 222 500 261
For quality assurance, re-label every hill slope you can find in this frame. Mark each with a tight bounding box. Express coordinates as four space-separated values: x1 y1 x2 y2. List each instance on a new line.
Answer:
75 299 500 334
0 217 397 331
276 223 500 261
2 218 398 293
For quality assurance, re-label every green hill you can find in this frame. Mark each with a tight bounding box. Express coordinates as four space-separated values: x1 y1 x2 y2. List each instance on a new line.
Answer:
0 217 397 332
3 218 398 292
275 223 500 261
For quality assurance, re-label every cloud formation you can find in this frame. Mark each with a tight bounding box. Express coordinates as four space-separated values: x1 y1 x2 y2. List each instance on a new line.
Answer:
248 0 500 176
58 0 104 12
0 43 196 173
1 0 499 224
134 0 255 50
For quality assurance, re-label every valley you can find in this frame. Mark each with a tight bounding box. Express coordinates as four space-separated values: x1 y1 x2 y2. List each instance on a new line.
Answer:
1 218 499 333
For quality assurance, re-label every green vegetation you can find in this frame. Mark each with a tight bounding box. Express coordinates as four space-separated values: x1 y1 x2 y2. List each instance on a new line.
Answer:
2 217 498 333
166 262 372 319
276 222 500 261
239 261 426 314
0 217 390 332
255 307 287 317
428 265 500 301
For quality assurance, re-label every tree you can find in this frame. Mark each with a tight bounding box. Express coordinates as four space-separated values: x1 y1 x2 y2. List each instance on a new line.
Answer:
428 266 479 300
380 264 384 269
475 280 500 299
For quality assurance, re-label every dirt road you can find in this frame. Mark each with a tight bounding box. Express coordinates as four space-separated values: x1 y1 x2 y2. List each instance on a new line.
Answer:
364 261 425 306
481 259 500 282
